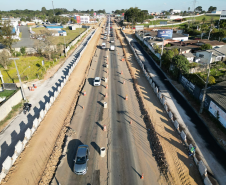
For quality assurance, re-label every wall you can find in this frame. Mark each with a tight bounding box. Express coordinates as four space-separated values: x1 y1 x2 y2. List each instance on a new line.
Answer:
0 90 22 121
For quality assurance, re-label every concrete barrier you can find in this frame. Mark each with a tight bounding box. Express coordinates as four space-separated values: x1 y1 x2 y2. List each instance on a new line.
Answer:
31 127 36 134
11 153 18 164
168 111 173 120
149 78 152 84
158 92 162 99
15 141 23 155
164 104 168 112
161 97 166 105
152 82 155 89
204 176 212 185
180 131 187 142
66 75 69 81
154 87 158 94
0 172 6 183
193 155 199 165
54 91 58 99
2 156 12 174
174 120 179 130
198 160 207 177
50 96 54 104
40 109 44 120
25 128 32 140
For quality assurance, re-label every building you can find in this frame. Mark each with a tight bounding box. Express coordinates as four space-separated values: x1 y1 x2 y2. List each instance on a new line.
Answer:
171 10 181 14
220 10 226 20
44 24 63 30
211 11 222 15
80 16 90 23
167 15 183 20
74 15 81 24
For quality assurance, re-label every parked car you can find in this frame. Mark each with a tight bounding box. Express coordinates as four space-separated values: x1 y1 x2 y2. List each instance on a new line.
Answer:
93 77 101 86
74 145 90 175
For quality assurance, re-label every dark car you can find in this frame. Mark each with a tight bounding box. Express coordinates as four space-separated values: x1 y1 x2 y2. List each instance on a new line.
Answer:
74 145 90 175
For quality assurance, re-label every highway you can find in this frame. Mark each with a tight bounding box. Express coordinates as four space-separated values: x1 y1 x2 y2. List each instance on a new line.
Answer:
53 19 162 185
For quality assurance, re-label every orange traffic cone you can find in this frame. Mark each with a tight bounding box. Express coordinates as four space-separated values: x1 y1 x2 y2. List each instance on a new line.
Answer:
130 121 132 124
82 106 84 109
125 95 128 100
123 80 125 84
83 91 86 96
105 93 108 98
121 71 123 75
106 85 108 89
141 174 144 179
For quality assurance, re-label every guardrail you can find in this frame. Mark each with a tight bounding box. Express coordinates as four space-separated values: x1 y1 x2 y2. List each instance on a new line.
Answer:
0 28 97 183
121 29 212 185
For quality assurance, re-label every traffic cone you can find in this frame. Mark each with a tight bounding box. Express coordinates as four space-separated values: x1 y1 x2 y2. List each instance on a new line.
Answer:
103 125 107 131
105 93 108 98
106 85 108 89
82 106 84 109
125 95 128 100
141 174 144 179
130 120 132 124
123 80 125 84
121 71 123 75
83 91 86 96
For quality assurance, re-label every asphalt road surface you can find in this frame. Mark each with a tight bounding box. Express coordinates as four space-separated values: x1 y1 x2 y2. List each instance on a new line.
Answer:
12 26 34 48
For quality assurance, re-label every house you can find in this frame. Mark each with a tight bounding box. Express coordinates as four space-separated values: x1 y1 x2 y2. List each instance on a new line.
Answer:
182 53 197 63
195 45 226 63
204 81 226 127
183 40 226 49
44 24 63 30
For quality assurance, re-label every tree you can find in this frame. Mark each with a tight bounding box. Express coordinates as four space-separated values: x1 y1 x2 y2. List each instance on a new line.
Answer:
0 21 14 50
0 49 11 69
20 47 26 55
71 18 77 24
195 6 202 12
41 7 47 15
20 17 26 21
218 29 226 41
172 55 189 74
153 44 161 54
124 7 149 24
202 17 206 24
201 43 212 50
208 6 217 13
208 76 216 84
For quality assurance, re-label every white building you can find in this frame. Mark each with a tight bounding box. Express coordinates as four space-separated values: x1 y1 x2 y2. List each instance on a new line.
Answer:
172 10 181 14
167 15 183 20
220 10 226 20
80 16 90 23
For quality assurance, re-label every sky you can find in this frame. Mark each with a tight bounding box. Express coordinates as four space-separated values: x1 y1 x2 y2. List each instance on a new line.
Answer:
1 0 226 13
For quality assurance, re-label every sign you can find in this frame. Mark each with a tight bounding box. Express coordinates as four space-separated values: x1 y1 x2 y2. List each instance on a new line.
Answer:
157 29 173 38
135 25 144 31
209 101 226 128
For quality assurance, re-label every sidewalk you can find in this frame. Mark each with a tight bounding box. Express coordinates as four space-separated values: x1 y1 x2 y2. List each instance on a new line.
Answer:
0 28 100 184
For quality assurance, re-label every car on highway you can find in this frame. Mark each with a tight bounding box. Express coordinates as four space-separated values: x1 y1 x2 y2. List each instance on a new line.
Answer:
102 42 106 49
103 36 107 40
93 77 101 86
110 39 114 43
74 145 90 175
110 45 115 51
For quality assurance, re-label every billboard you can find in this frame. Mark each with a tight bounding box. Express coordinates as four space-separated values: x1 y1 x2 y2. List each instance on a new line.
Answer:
75 16 81 24
135 25 144 31
157 29 173 38
94 12 96 16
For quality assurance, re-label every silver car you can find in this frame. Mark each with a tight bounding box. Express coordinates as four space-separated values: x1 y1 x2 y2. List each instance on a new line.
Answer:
74 145 89 175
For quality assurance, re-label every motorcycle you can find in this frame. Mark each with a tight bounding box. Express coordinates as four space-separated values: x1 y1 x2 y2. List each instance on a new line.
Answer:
23 103 32 114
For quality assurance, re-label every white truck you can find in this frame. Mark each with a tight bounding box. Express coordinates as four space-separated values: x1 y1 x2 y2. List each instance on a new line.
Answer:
110 45 115 51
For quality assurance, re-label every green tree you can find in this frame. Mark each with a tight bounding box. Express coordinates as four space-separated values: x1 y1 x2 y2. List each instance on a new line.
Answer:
173 55 189 74
195 6 202 12
202 17 206 24
0 49 11 69
71 18 77 24
0 21 14 50
201 43 212 50
207 6 217 13
20 17 26 21
41 7 47 15
208 76 216 84
153 44 161 54
218 29 226 41
20 47 26 55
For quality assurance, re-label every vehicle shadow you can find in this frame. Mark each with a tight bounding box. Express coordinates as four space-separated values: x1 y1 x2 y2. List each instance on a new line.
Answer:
88 78 94 86
91 142 100 154
67 139 84 172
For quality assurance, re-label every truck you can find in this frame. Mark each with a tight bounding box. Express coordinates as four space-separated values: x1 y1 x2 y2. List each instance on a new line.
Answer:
110 45 115 51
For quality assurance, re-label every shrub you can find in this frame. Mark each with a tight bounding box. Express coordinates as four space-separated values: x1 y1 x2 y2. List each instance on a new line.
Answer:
20 47 26 55
208 76 216 84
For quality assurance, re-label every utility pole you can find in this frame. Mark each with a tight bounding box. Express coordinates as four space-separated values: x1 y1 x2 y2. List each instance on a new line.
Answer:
199 52 213 114
160 37 165 68
9 58 27 101
208 28 212 40
52 1 55 16
64 37 67 57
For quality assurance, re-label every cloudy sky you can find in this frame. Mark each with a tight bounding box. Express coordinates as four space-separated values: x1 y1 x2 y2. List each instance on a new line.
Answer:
1 0 225 13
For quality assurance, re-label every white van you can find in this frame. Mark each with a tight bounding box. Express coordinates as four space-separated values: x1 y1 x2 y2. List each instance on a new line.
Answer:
102 43 106 49
110 45 115 51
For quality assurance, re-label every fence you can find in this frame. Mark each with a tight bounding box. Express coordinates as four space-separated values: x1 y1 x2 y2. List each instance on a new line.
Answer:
0 28 97 183
121 29 213 185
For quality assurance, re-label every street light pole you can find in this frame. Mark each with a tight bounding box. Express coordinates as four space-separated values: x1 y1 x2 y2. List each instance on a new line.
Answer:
199 52 213 114
9 58 27 101
64 36 67 57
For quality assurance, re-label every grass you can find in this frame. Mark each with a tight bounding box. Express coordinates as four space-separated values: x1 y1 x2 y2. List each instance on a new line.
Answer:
0 101 23 129
0 90 16 98
55 28 86 45
19 32 22 38
32 27 86 45
0 56 59 85
140 19 168 26
193 15 220 22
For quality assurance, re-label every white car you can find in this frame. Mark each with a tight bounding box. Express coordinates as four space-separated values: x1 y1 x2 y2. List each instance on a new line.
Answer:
110 45 115 51
93 77 101 86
